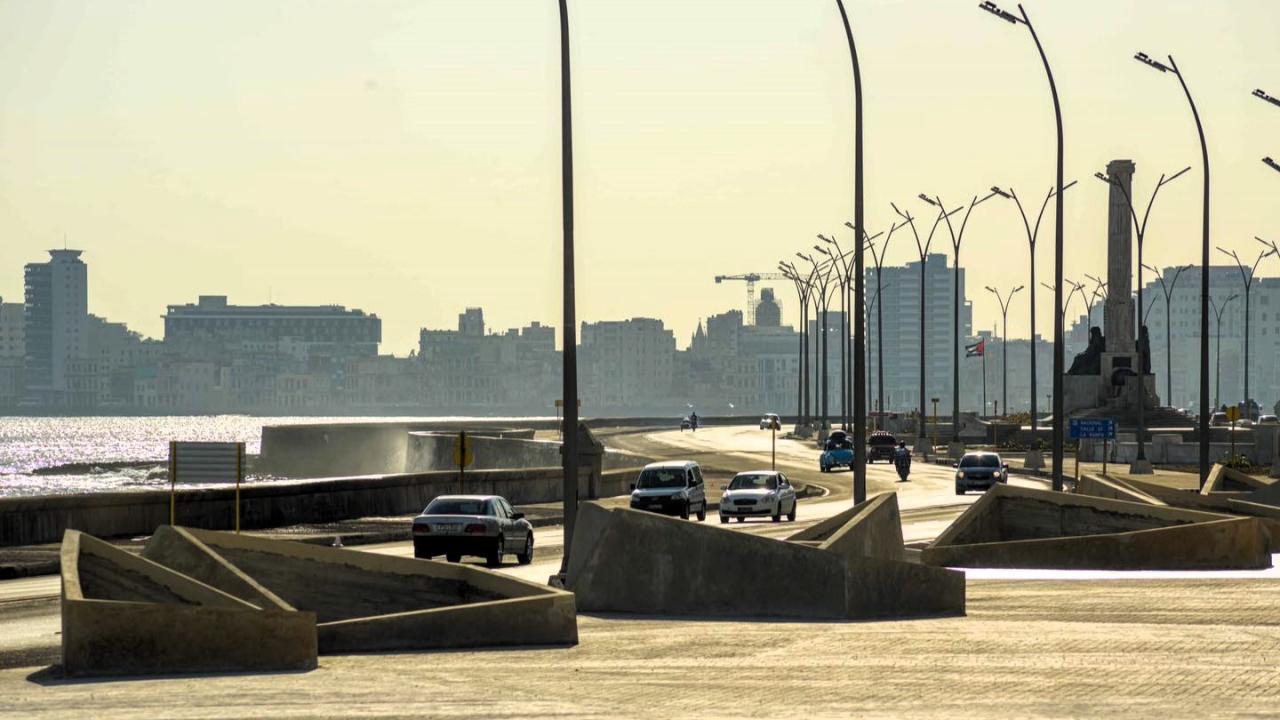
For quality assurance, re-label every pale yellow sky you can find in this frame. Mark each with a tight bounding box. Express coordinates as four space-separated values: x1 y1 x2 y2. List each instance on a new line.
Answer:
2 0 1278 353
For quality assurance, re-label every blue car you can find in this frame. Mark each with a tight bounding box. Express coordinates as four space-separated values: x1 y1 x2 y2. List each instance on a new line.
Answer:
819 431 855 473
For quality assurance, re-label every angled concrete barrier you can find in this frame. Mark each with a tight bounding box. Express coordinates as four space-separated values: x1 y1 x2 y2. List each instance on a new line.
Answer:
1099 475 1280 552
1247 479 1280 508
785 492 904 561
145 527 577 653
60 530 316 677
923 484 1272 570
1074 475 1167 506
567 501 963 620
1201 464 1273 495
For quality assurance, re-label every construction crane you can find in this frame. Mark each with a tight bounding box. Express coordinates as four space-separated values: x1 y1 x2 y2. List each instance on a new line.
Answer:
714 272 787 325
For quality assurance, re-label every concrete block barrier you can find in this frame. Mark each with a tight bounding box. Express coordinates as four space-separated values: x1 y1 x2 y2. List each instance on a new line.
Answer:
60 530 317 677
567 501 963 620
785 492 905 561
923 484 1273 570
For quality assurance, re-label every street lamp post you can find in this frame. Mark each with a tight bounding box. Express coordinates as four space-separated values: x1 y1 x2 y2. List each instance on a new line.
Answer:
982 1 1068 491
921 190 998 456
1135 50 1211 487
816 239 849 432
557 0 580 579
892 201 962 457
1141 263 1192 408
985 285 1024 421
834 0 868 504
1093 164 1190 474
1217 246 1275 420
780 262 816 429
1210 294 1238 409
822 230 885 433
991 181 1076 467
801 253 835 432
867 280 891 423
845 221 901 433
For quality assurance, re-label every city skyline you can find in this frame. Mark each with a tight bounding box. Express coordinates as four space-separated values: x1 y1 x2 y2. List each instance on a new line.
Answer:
2 1 1279 354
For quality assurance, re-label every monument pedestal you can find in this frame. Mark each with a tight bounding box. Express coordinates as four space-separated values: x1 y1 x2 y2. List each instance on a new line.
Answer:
947 441 965 460
1023 449 1044 470
1128 458 1154 475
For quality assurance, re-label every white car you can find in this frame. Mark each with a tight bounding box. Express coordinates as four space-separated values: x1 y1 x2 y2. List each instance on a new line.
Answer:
719 471 797 523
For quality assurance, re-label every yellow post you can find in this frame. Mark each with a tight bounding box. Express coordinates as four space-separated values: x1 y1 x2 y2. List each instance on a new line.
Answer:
168 440 177 526
235 442 243 534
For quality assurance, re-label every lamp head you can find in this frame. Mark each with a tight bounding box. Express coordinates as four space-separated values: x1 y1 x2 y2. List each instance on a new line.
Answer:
1093 171 1110 184
990 186 1012 199
918 194 939 207
1135 52 1172 73
1264 157 1280 173
1255 88 1280 107
978 1 1021 24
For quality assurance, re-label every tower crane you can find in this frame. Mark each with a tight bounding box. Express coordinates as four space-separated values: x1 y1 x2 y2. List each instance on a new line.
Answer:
714 272 787 325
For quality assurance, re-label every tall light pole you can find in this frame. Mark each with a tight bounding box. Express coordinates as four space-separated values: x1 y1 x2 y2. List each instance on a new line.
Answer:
801 253 835 432
1093 164 1189 473
557 0 580 578
921 190 998 454
867 279 891 422
780 261 815 429
1042 281 1086 332
1136 50 1210 487
1210 293 1238 409
991 182 1075 464
816 239 848 431
846 221 900 433
892 201 962 457
822 229 885 433
1217 246 1274 419
1141 263 1192 408
834 0 868 504
982 1 1067 490
985 285 1023 420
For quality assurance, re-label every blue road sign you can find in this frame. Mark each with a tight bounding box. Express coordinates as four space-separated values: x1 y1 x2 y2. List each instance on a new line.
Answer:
1069 418 1115 440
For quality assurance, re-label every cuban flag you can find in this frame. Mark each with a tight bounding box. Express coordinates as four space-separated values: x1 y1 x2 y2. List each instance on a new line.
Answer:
965 339 985 357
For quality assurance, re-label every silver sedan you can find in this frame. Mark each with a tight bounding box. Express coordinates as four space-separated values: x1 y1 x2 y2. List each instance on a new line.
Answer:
412 494 534 567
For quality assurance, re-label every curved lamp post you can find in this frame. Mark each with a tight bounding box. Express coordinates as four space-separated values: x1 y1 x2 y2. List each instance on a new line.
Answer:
1209 293 1238 409
1092 165 1189 473
849 221 903 432
985 285 1023 420
800 253 836 432
1141 263 1193 408
1135 50 1211 486
557 0 579 577
780 261 817 428
821 229 886 433
1217 246 1275 419
981 1 1068 490
892 201 962 456
921 190 998 452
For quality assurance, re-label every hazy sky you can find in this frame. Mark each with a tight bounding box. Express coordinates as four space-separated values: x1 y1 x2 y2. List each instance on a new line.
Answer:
2 0 1278 354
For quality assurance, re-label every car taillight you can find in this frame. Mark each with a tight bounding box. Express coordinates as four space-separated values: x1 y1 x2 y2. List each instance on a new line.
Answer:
412 524 429 535
464 523 486 534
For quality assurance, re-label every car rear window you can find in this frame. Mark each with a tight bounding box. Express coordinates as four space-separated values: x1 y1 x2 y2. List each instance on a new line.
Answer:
425 498 491 516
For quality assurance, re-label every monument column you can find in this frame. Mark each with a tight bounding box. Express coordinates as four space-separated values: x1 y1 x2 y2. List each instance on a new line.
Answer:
1104 159 1136 353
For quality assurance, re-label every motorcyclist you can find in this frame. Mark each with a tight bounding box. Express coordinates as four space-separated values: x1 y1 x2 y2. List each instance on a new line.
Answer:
892 441 911 482
690 411 699 432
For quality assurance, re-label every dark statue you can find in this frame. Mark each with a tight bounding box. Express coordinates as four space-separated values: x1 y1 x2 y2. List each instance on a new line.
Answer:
1138 326 1152 375
1067 327 1105 375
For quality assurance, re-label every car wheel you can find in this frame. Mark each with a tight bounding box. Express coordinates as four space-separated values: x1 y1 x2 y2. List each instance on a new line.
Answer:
486 536 503 567
680 502 690 520
446 552 461 563
771 504 781 522
736 516 745 523
787 500 797 522
696 504 706 522
955 484 965 496
517 534 534 565
719 514 728 524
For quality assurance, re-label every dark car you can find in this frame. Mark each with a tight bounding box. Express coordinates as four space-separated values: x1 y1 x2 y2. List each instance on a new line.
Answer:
867 431 898 463
954 452 1009 495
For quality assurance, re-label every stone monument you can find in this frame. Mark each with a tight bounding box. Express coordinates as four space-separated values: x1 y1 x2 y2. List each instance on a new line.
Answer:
1063 159 1159 423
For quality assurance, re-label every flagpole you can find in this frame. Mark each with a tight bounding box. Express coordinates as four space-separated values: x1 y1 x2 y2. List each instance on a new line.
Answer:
982 345 988 419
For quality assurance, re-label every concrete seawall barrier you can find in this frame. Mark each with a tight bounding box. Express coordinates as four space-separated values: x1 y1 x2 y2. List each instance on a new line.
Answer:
0 466 642 548
405 432 646 473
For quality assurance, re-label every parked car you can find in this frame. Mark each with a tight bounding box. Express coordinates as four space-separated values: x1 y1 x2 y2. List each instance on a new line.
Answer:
1210 412 1229 427
954 452 1009 495
759 413 781 430
718 471 797 523
629 461 707 520
819 430 855 473
412 494 533 567
867 431 898 463
1258 414 1279 425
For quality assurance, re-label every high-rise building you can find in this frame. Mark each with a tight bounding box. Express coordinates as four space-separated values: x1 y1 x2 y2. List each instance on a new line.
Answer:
24 249 89 405
580 318 675 411
0 300 25 405
755 288 782 327
867 253 971 412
